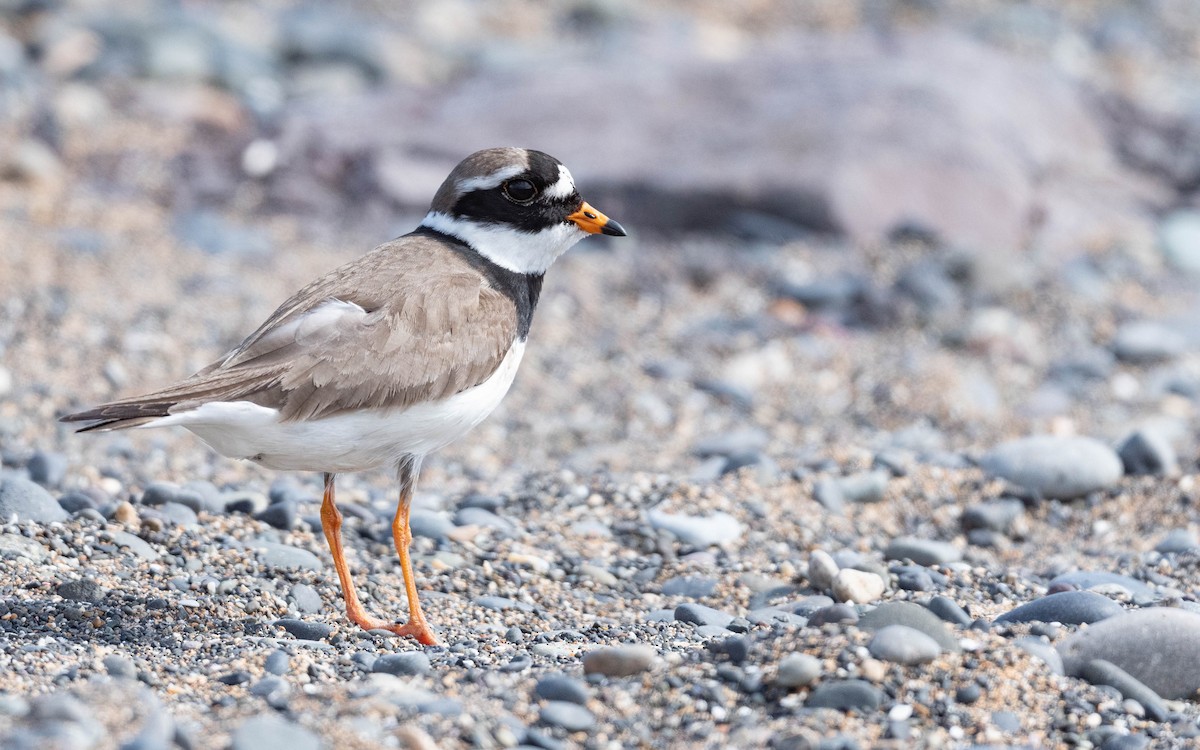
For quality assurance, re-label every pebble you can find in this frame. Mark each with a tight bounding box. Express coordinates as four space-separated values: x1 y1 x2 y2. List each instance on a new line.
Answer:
979 436 1123 500
994 590 1123 625
1159 209 1200 273
158 502 199 528
409 510 454 540
107 530 158 560
289 583 323 614
264 650 290 676
926 596 973 626
535 674 589 704
661 575 718 598
805 680 883 711
674 603 735 628
1078 659 1168 722
454 506 516 534
883 537 961 566
1048 571 1155 600
0 533 49 562
812 478 845 513
647 508 743 547
230 715 322 750
372 652 432 677
1154 528 1200 554
807 550 839 590
26 451 68 488
0 474 69 523
833 470 890 504
102 655 137 679
960 499 1026 535
255 542 323 571
274 618 333 641
831 569 884 604
1059 608 1200 699
57 492 98 514
857 601 959 652
1112 321 1186 364
254 501 298 530
581 645 656 677
473 596 534 612
539 701 595 732
808 604 858 626
775 653 821 688
1116 429 1179 476
867 625 941 665
56 579 107 603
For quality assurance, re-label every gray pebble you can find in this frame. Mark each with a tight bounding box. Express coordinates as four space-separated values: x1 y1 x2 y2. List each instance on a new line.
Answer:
581 644 655 677
979 436 1123 500
57 492 98 514
857 601 959 652
661 575 718 598
158 502 198 528
776 653 821 688
960 499 1026 535
473 595 534 612
102 655 137 679
1154 528 1200 554
808 604 858 627
868 625 941 665
255 542 322 571
230 714 322 750
454 506 516 534
289 583 323 614
0 534 50 563
254 501 297 531
409 509 454 540
692 428 768 458
1059 608 1200 699
372 652 431 677
539 701 595 732
994 591 1123 626
57 579 106 603
1117 429 1178 476
812 478 845 513
648 508 742 547
0 474 68 523
674 603 734 628
1049 571 1154 600
1112 321 1186 364
1101 735 1150 750
264 650 290 676
805 680 883 711
535 674 589 704
273 618 333 641
26 450 68 488
1079 659 1167 722
883 537 961 566
834 470 890 504
807 550 839 591
926 596 972 627
1159 209 1200 274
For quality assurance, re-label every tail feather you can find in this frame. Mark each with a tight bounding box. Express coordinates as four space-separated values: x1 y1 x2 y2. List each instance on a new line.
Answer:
60 402 176 432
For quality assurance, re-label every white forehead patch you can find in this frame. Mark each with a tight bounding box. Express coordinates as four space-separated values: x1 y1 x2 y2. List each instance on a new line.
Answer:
544 164 577 200
456 164 525 193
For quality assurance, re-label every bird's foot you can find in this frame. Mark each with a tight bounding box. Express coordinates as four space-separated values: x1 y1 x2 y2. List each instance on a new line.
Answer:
385 618 439 646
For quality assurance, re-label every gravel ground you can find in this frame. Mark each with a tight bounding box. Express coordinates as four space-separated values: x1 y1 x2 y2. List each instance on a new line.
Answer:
3 2 1200 749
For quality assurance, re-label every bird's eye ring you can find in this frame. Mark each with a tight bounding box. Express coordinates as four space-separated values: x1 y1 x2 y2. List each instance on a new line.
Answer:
503 179 537 203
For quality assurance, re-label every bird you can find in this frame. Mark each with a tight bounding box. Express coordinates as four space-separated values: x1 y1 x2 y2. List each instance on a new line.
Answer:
61 147 626 646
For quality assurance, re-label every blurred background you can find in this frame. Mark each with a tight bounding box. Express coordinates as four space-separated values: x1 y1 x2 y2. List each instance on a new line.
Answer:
2 0 1200 478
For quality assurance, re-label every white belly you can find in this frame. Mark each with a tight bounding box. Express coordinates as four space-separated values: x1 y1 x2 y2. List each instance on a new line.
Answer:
144 341 525 472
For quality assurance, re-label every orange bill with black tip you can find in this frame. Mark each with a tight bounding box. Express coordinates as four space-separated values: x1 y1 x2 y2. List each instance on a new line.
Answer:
568 201 627 236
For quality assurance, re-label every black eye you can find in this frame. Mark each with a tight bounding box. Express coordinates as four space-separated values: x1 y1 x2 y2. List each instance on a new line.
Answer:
503 179 537 203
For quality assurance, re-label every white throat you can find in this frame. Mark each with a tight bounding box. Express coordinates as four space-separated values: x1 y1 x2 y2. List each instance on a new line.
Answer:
420 212 586 275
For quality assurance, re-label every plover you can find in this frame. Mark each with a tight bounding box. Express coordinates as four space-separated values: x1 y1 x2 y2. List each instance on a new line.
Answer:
62 147 626 646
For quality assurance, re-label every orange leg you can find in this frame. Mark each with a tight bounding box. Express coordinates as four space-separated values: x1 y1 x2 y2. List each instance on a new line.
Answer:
320 472 393 632
388 458 438 645
318 468 438 645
